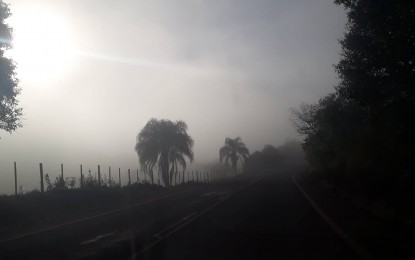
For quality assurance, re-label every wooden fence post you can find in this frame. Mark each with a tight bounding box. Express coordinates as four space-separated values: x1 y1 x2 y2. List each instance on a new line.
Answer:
109 166 111 187
80 164 83 188
128 169 131 185
118 168 121 187
39 163 44 193
98 165 101 186
136 169 139 183
14 162 17 196
61 163 64 179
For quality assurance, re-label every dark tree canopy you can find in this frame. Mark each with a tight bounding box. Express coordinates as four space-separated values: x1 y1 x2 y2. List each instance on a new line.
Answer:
0 2 21 135
134 119 194 186
292 1 415 198
335 0 415 138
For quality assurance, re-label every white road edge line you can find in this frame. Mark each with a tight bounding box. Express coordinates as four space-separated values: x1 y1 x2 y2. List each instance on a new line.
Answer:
292 175 373 260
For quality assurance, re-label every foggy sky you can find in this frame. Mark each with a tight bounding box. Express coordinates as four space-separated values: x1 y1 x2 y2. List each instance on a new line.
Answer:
0 0 346 193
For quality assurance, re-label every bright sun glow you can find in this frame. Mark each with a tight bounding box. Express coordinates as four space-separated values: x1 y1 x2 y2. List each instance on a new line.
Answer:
8 7 76 83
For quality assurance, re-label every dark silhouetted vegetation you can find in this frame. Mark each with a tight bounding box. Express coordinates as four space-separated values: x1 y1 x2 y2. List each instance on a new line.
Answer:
44 174 77 191
244 140 305 174
292 0 415 221
134 118 194 186
0 2 22 136
219 137 249 174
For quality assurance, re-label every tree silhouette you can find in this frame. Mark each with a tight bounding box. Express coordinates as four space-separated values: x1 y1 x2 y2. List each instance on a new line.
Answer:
220 137 249 174
334 0 415 172
0 2 22 136
292 1 415 197
134 119 194 186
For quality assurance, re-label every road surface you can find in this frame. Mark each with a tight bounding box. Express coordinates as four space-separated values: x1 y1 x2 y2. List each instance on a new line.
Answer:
0 174 358 259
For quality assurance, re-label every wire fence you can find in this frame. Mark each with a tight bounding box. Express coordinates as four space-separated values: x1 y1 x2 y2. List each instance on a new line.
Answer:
1 161 232 196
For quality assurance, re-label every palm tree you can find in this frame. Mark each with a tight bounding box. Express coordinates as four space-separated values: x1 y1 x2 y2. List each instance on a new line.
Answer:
134 119 194 186
219 137 249 174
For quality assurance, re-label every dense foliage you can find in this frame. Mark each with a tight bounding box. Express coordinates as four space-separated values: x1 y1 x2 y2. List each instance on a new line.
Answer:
0 2 21 135
293 0 415 199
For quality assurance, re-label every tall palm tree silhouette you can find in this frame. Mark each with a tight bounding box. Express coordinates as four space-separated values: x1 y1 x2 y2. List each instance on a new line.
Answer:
135 119 194 186
220 137 249 174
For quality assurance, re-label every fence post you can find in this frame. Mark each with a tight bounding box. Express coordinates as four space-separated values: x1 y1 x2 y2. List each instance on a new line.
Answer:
136 169 139 183
98 165 101 186
61 163 64 179
39 163 44 193
128 169 131 185
109 166 111 187
118 168 121 187
80 164 83 188
14 162 17 196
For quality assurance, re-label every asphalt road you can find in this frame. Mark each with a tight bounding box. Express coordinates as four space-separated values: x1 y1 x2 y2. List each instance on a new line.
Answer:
141 173 358 260
0 174 358 259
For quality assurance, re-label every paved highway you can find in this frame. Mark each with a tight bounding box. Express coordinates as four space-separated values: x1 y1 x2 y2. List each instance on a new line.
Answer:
0 174 358 259
141 174 358 259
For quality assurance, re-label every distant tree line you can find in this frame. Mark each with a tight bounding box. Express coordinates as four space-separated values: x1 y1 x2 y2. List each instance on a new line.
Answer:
292 0 415 201
244 141 305 174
